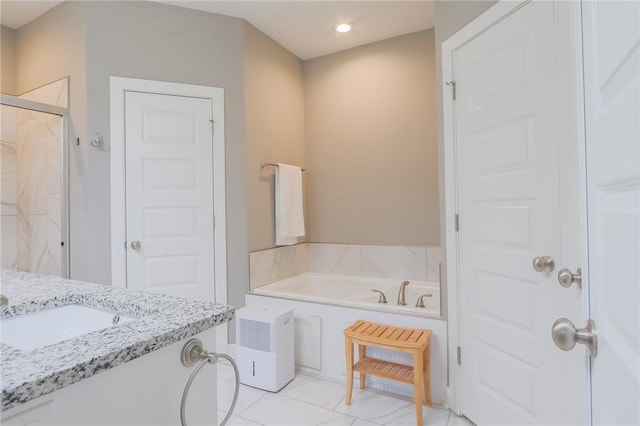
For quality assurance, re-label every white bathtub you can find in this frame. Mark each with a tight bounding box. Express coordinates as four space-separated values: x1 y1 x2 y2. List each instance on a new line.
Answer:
251 273 440 318
246 273 447 406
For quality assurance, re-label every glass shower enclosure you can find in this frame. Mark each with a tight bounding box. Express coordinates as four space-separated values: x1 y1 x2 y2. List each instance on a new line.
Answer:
0 94 69 277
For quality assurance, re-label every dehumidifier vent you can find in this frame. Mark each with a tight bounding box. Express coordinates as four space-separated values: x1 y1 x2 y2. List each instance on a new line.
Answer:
238 318 271 352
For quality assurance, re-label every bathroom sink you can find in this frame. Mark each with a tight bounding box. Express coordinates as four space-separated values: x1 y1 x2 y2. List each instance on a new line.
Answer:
0 304 138 351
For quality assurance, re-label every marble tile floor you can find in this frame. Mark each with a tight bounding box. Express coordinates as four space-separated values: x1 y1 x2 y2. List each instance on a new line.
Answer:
215 359 474 426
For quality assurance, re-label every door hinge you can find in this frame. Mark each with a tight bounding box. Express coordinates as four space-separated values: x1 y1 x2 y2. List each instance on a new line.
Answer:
446 80 456 100
210 119 215 134
455 214 459 232
457 346 462 365
124 241 127 250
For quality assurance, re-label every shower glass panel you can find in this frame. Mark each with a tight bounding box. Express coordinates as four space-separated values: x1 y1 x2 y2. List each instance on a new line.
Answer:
0 98 68 277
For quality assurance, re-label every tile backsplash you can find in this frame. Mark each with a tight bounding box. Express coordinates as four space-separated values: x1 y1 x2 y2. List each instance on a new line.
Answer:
249 243 441 289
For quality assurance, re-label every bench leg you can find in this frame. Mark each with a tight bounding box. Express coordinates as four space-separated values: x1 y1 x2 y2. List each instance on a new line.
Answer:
413 349 424 426
423 344 432 407
358 344 366 389
345 336 354 405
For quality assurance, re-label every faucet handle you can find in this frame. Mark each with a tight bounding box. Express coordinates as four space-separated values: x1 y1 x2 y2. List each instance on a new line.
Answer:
415 293 433 308
371 289 387 304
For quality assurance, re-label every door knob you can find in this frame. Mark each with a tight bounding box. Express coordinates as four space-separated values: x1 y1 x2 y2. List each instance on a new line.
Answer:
557 268 582 288
532 255 555 273
552 318 597 357
130 240 142 250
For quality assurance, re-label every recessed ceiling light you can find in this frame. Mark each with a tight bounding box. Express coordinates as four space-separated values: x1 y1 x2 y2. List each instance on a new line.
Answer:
335 22 354 33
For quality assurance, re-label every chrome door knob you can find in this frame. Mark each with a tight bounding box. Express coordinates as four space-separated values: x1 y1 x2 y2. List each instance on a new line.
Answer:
130 240 142 250
557 268 582 288
552 318 597 357
533 255 555 273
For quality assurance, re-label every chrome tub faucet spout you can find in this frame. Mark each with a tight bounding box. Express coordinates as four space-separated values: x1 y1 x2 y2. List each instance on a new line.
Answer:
396 280 410 305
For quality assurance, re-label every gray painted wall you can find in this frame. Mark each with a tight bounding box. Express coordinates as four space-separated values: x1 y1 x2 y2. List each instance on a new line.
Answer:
304 30 438 247
14 1 89 284
1 25 17 95
13 2 249 331
244 22 306 253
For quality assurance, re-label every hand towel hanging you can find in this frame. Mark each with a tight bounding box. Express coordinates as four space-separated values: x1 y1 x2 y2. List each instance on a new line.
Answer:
275 163 305 246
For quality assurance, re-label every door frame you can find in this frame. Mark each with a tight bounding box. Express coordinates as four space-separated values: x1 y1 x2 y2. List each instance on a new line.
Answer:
109 77 228 348
441 0 590 415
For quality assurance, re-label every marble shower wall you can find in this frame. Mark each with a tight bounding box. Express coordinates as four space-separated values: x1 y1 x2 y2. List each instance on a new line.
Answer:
0 78 68 275
249 243 442 290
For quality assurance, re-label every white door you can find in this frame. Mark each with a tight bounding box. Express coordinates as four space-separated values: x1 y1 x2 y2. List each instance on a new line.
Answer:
582 1 640 424
124 92 215 302
454 2 586 424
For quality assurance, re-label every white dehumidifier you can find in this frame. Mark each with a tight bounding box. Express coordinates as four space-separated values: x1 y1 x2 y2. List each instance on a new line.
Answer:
236 306 294 392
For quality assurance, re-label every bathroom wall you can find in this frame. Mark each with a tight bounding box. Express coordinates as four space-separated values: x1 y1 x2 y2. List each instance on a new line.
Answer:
14 0 89 280
244 22 306 252
13 2 250 316
83 1 248 313
1 25 17 95
304 29 439 247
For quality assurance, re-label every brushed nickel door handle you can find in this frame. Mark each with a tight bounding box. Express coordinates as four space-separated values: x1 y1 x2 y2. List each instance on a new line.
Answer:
557 268 582 288
130 240 142 250
552 318 597 357
533 255 555 273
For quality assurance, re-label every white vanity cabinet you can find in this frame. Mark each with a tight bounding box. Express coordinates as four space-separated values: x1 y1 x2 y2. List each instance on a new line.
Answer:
2 329 218 426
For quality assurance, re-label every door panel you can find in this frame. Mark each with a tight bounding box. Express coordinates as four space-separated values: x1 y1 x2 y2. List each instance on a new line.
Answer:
454 2 585 424
582 1 640 424
125 92 215 302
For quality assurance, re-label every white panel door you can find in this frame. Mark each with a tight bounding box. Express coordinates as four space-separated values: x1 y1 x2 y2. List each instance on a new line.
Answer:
454 2 586 424
582 1 640 425
125 92 215 302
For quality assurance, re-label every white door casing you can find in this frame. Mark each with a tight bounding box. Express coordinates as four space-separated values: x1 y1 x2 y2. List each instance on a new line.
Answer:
582 1 640 425
443 1 587 423
110 77 227 349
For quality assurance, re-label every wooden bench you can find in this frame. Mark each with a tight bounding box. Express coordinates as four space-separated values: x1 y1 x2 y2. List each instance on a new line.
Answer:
344 320 432 426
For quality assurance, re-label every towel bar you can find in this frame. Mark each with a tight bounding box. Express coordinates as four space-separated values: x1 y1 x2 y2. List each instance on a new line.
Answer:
260 161 306 172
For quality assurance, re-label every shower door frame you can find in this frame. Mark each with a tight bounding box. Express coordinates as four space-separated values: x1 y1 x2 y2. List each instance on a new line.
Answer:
0 94 70 278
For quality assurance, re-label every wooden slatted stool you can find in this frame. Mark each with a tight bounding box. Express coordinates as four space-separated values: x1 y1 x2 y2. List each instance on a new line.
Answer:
344 320 432 426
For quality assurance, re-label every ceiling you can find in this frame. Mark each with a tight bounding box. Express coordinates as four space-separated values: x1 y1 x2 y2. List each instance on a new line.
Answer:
0 1 434 60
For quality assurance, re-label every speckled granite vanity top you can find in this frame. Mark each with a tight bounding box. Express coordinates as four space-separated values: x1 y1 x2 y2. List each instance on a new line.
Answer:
0 270 234 412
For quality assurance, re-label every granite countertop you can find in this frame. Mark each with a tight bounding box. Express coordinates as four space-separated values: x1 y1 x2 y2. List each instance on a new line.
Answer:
0 270 234 412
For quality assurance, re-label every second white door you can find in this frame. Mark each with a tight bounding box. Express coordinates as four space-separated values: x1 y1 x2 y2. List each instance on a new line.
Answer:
453 2 586 424
124 91 215 302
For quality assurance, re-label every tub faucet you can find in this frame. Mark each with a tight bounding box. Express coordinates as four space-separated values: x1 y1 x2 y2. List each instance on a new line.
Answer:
396 280 410 305
371 289 387 304
415 293 433 308
0 294 8 307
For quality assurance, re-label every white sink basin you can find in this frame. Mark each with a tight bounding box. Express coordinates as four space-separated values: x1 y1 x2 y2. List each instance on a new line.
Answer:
0 304 138 351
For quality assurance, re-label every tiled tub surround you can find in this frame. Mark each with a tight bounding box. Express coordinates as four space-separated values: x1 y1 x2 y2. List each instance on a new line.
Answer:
249 243 441 289
253 272 440 317
0 269 234 412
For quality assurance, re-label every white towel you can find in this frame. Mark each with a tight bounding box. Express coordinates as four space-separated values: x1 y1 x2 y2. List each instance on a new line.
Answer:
275 163 305 246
